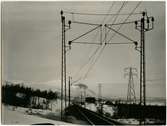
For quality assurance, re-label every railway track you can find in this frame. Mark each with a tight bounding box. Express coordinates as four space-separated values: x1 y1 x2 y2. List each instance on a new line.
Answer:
65 104 123 125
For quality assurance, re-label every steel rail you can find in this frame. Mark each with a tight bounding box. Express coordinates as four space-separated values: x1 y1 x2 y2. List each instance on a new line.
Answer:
76 106 94 125
77 106 114 125
75 105 122 125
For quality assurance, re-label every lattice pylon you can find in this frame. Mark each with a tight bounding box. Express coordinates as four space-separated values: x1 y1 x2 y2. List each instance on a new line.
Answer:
124 67 137 104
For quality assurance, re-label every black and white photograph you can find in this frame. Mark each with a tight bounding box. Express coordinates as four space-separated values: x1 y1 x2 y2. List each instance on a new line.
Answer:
1 1 166 125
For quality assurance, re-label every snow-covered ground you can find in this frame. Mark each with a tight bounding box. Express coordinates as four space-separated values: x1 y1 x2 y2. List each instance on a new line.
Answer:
103 104 115 116
116 118 139 124
2 98 164 125
146 101 166 106
85 103 115 117
2 104 72 125
85 103 97 112
116 118 165 125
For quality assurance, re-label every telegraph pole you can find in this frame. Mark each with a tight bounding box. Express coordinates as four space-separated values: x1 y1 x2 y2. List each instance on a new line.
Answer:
98 83 102 101
84 88 86 108
98 83 103 114
135 12 154 124
135 12 154 106
60 10 71 120
80 90 83 104
68 76 72 106
60 11 64 120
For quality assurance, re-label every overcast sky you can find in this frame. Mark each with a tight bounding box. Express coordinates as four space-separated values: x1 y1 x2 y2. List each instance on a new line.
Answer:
2 1 165 99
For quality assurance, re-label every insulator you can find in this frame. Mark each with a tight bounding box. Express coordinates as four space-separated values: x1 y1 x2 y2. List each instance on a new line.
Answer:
68 41 72 45
134 41 138 46
68 20 71 25
60 10 63 15
68 20 71 28
151 17 155 22
142 12 146 16
62 16 65 20
135 21 138 25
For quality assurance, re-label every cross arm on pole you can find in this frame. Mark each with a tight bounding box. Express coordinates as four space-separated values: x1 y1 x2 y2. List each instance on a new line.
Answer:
71 21 101 26
71 41 101 45
105 42 134 45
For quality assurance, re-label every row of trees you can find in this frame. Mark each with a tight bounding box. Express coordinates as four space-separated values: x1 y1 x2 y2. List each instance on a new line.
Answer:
2 81 58 109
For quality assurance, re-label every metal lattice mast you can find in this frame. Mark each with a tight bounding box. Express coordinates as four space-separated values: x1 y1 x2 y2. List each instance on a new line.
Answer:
60 11 71 120
124 67 137 104
60 11 64 120
135 12 154 106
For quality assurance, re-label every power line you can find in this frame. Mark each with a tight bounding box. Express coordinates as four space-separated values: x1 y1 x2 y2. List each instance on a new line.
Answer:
101 1 116 24
76 2 117 79
107 20 140 26
68 23 102 81
109 2 127 26
75 2 116 74
73 46 101 79
73 2 115 72
71 2 117 82
81 2 127 80
70 1 138 82
63 11 142 16
107 1 142 43
102 1 128 44
62 2 141 83
85 2 142 82
71 39 101 83
67 2 138 83
146 79 165 82
82 45 106 80
105 25 136 43
82 2 142 81
69 25 102 82
83 43 134 82
71 21 100 26
70 25 102 43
